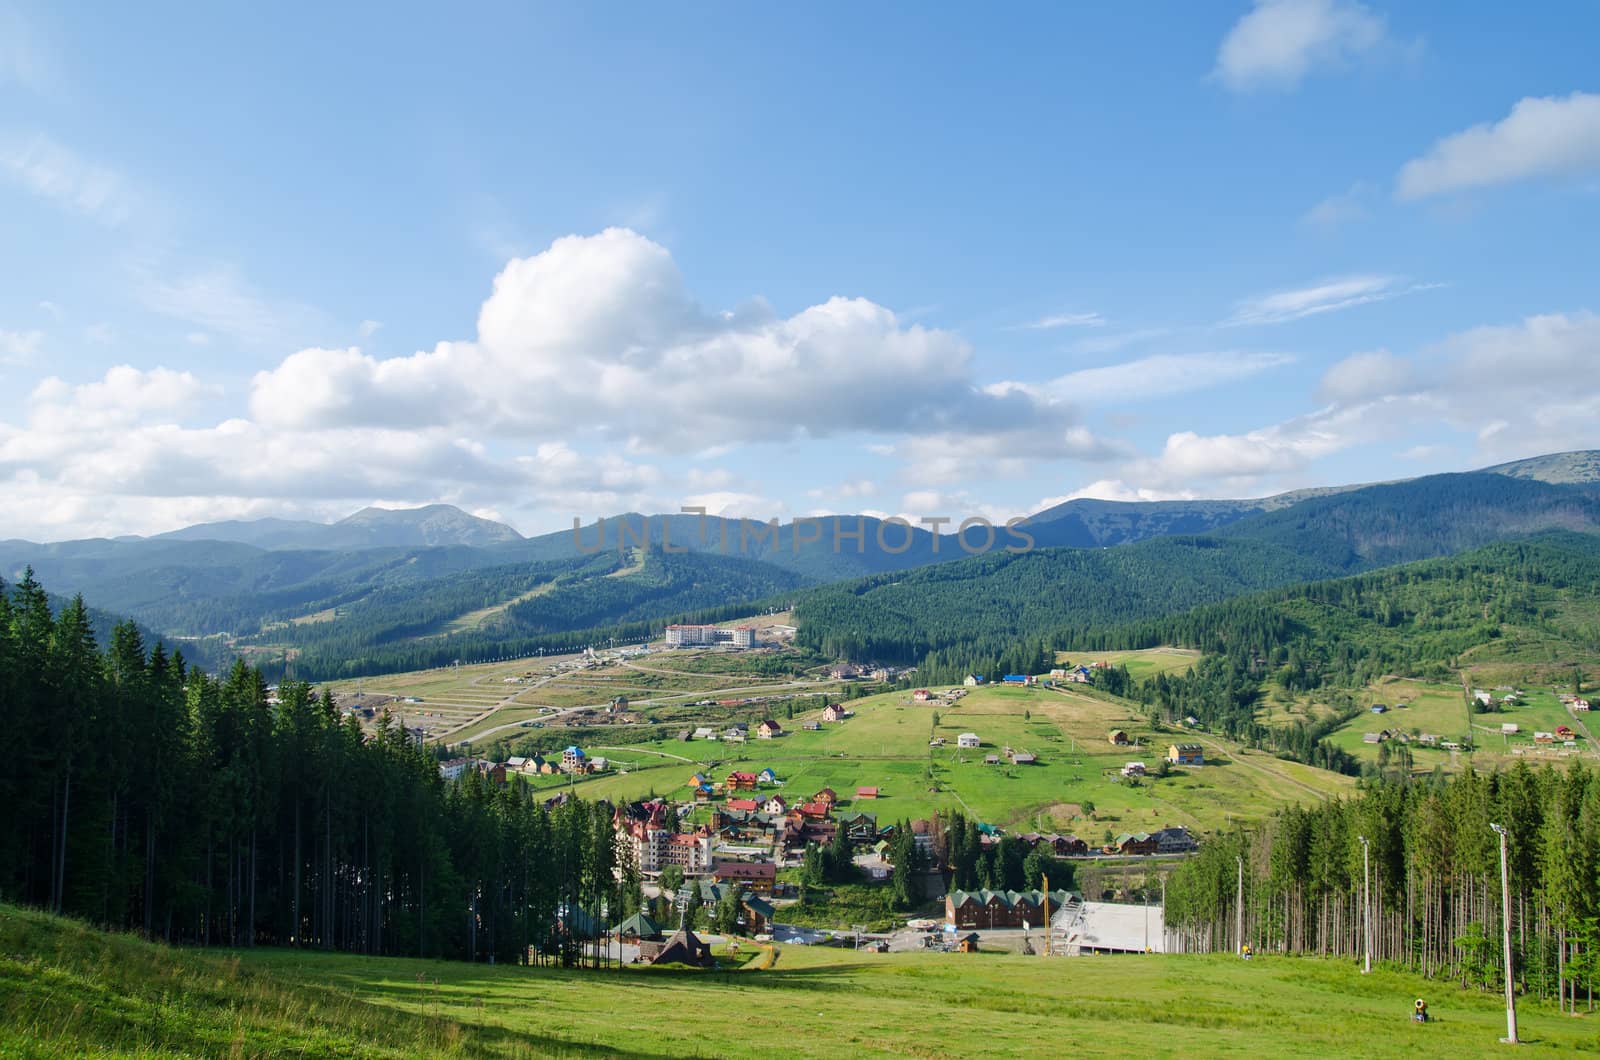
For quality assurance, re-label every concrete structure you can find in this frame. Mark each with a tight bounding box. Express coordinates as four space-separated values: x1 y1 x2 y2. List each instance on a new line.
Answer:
1055 900 1166 955
957 732 980 749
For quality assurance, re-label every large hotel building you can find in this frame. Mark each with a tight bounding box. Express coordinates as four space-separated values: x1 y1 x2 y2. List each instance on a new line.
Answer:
664 624 757 648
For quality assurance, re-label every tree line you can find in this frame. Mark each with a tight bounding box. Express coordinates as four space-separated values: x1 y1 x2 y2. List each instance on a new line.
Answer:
1165 763 1600 1012
0 570 638 966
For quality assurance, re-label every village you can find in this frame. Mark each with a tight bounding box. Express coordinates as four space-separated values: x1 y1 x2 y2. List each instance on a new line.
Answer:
425 657 1215 967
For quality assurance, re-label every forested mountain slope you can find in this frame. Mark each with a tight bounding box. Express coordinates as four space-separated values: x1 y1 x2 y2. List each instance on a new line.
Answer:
792 474 1600 680
1089 531 1600 692
1213 472 1600 571
270 547 810 680
792 536 1339 673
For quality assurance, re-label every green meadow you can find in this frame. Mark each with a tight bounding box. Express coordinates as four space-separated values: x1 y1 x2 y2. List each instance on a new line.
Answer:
529 681 1351 834
5 903 1595 1058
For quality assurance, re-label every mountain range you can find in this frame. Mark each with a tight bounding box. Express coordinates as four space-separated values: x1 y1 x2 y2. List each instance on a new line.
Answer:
3 450 1598 680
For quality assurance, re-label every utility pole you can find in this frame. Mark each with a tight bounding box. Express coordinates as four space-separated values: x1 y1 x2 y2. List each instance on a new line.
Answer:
1235 854 1244 955
1490 823 1519 1044
1042 873 1051 957
1359 834 1371 974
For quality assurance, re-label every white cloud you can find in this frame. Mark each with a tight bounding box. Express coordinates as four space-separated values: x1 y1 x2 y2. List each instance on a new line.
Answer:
1018 311 1106 330
680 491 787 520
1 135 132 224
1045 351 1295 403
1214 0 1387 92
1 328 43 365
136 263 324 348
1034 480 1203 508
1130 309 1600 490
186 332 211 346
1226 275 1433 326
1302 182 1373 229
0 7 54 93
1317 349 1413 403
1071 327 1173 356
1139 402 1381 483
359 319 382 338
895 425 1128 486
0 229 1127 540
250 228 1081 449
1397 92 1600 200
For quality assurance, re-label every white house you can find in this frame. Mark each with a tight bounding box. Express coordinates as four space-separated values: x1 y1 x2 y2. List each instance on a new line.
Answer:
957 732 981 749
1120 761 1147 778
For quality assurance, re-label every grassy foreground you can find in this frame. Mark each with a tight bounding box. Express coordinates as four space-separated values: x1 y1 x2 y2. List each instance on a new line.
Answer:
5 905 1598 1057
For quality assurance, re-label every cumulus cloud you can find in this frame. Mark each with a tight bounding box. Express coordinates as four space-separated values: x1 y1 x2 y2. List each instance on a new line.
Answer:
0 228 1123 539
1214 0 1388 92
1226 275 1433 326
1316 349 1413 403
1128 309 1600 490
250 228 1084 449
893 424 1129 486
1397 92 1600 200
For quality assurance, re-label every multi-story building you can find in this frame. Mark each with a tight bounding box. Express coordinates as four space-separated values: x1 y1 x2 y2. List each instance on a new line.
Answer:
664 624 758 648
613 799 714 875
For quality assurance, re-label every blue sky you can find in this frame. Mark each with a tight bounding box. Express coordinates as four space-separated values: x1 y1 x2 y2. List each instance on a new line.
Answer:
3 0 1599 540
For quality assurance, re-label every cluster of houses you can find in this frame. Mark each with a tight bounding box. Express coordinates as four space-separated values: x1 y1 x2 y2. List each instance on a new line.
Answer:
677 719 785 743
1364 730 1466 751
613 785 899 882
947 888 1075 930
830 664 910 682
439 745 611 784
1116 742 1205 780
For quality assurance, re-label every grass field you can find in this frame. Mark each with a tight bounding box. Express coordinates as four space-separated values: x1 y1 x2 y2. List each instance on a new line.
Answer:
1322 679 1474 761
330 647 842 744
1314 678 1599 771
5 903 1595 1058
527 683 1352 834
1055 647 1201 681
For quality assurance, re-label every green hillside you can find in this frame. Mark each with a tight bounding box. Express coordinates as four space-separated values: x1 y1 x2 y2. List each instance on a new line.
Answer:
4 903 1590 1058
247 547 811 680
1075 532 1600 771
791 474 1600 681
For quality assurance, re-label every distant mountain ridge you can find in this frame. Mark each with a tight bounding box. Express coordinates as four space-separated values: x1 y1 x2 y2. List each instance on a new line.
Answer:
5 449 1600 679
1480 449 1600 485
154 504 524 550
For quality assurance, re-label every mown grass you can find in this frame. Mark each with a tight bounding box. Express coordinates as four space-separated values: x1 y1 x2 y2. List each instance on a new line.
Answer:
6 903 1598 1057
